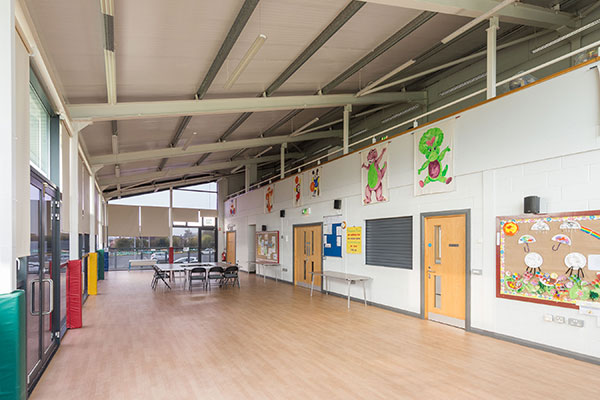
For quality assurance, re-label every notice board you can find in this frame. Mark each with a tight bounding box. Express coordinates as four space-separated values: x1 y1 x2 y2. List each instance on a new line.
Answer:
497 211 600 309
256 231 279 263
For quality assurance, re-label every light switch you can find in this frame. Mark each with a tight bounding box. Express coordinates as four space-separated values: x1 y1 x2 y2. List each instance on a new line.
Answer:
471 269 483 275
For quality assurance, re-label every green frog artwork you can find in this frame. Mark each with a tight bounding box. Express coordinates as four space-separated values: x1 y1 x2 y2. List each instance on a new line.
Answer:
417 127 452 187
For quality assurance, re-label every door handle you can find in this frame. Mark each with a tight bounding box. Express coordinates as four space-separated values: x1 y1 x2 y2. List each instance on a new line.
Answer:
42 279 54 315
29 279 40 316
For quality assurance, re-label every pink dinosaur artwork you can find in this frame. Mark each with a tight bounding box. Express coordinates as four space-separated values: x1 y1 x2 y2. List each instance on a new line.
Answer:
360 142 389 205
414 118 456 196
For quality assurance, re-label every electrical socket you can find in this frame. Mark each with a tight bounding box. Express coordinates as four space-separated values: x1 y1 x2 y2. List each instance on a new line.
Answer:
282 268 288 272
554 315 565 324
543 314 553 322
568 318 584 328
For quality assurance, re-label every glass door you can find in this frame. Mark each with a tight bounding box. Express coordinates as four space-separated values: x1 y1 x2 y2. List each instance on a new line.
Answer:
27 174 59 389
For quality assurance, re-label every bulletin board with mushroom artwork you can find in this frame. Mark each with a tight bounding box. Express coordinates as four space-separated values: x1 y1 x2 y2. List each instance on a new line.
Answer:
497 211 600 309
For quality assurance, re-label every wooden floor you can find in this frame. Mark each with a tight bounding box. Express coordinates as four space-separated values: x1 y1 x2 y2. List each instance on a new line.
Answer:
31 271 600 400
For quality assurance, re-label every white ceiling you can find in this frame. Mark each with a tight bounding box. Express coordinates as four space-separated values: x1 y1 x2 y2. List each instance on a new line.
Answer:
23 0 581 195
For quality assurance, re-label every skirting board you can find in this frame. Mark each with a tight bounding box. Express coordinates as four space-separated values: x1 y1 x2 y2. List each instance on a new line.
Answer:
322 290 600 366
468 327 600 366
255 274 293 285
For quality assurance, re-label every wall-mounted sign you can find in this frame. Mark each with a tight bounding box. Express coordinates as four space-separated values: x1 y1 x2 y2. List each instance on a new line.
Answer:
346 226 362 254
302 208 311 215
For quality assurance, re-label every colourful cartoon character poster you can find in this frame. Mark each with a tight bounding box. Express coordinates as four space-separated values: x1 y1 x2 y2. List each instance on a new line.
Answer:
360 142 389 205
264 185 274 214
414 119 455 196
308 167 320 198
293 175 302 207
227 198 237 216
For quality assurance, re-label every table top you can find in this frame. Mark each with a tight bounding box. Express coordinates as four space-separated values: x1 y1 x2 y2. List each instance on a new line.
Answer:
248 261 281 266
156 262 236 271
309 270 371 281
129 260 157 265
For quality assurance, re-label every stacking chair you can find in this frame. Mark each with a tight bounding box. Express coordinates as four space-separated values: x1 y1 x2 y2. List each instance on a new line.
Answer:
223 266 240 288
151 265 171 290
188 267 207 291
207 266 224 290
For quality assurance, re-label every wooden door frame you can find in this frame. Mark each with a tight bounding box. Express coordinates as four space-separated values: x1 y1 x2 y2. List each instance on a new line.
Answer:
420 209 471 331
292 223 323 287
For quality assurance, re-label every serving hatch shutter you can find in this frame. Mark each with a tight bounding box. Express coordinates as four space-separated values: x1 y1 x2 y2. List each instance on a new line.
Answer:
365 216 412 269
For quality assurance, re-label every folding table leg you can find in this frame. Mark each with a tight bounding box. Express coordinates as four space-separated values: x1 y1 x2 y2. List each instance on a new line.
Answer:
347 281 351 309
362 281 367 306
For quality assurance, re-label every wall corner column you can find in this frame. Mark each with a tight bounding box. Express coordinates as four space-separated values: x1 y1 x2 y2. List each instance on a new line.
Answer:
343 104 351 155
486 16 499 100
69 129 79 260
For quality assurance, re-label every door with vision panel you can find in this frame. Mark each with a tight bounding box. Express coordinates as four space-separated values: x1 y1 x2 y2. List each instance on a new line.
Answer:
424 214 466 328
294 225 322 288
226 231 236 264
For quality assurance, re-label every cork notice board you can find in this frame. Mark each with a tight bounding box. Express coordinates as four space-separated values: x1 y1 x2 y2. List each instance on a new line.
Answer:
497 211 600 309
256 231 279 263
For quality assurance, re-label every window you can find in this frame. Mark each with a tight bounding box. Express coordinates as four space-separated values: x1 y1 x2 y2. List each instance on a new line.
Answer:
30 85 51 176
365 216 412 269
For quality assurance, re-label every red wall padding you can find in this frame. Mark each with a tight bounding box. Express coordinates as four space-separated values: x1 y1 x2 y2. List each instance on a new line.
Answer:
66 260 82 329
169 247 174 263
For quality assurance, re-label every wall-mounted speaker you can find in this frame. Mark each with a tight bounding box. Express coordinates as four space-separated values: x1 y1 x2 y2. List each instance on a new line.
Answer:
261 225 267 231
334 199 342 210
280 210 285 218
524 196 540 214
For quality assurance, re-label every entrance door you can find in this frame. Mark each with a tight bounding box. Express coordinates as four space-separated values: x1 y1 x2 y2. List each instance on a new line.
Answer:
294 225 322 288
424 214 466 328
226 231 236 264
27 175 59 388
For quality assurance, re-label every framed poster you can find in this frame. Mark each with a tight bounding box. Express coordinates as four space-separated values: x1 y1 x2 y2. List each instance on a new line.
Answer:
308 167 320 198
497 211 600 309
414 119 455 196
360 142 389 205
293 174 302 207
264 185 274 214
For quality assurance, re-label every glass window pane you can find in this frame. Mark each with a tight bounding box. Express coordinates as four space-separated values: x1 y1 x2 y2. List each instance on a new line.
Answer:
203 217 215 227
29 86 51 177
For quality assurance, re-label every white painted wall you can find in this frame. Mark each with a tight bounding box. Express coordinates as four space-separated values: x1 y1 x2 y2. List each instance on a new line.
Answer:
225 62 600 358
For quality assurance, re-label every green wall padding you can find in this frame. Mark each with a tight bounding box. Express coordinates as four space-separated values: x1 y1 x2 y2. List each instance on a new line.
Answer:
0 290 26 400
97 250 105 280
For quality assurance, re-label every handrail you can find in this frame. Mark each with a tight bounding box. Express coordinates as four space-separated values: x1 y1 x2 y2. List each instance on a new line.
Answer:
226 42 600 201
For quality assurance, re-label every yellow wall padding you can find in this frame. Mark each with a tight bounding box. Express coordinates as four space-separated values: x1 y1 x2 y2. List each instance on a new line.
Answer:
88 253 98 295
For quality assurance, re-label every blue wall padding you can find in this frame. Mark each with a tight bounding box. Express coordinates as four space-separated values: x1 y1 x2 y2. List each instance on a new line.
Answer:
0 290 26 400
104 251 109 271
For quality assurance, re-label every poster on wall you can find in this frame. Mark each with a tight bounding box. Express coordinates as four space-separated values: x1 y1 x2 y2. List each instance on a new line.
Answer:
414 119 455 196
227 198 237 216
308 167 321 198
293 174 302 207
360 142 389 205
497 211 600 309
264 185 274 214
346 226 362 254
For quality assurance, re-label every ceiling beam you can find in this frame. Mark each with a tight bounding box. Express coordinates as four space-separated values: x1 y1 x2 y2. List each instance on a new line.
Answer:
157 0 260 172
99 153 303 187
362 0 574 29
193 0 366 166
68 92 425 122
90 129 342 166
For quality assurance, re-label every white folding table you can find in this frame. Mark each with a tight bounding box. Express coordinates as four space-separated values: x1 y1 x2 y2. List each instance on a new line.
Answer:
249 261 282 283
310 271 371 309
128 259 157 271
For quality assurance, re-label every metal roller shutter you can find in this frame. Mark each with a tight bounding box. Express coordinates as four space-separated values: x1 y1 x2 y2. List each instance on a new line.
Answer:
365 216 412 269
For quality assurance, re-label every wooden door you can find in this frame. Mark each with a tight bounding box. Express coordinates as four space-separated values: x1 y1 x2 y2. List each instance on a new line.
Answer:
294 225 322 287
424 214 466 328
226 231 236 264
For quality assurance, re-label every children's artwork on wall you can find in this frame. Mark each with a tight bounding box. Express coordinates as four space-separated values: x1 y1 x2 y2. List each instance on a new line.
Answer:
227 198 237 217
497 211 600 308
264 185 274 214
308 167 320 198
414 119 455 196
293 174 302 207
256 231 279 263
360 142 389 205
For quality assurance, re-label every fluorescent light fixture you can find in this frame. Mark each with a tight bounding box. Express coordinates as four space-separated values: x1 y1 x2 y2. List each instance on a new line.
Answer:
380 105 420 124
255 146 273 158
111 134 119 154
290 117 320 137
104 49 117 105
532 18 600 54
349 129 367 139
439 73 486 96
231 165 244 174
441 0 515 44
115 164 120 178
224 34 267 89
182 131 197 151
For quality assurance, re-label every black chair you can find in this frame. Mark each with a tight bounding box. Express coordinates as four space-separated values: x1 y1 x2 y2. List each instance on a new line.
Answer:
151 265 171 290
207 266 224 290
188 267 207 291
222 266 240 288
